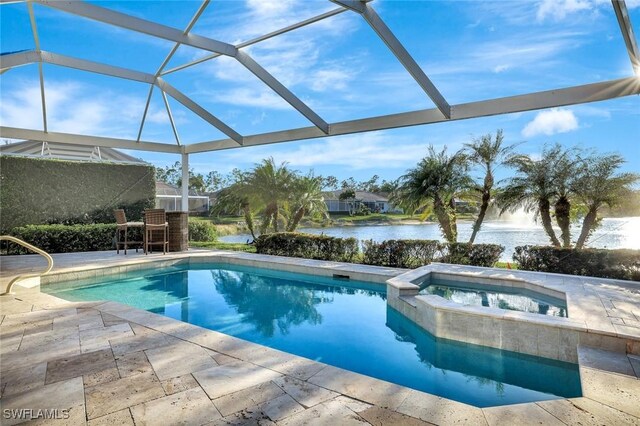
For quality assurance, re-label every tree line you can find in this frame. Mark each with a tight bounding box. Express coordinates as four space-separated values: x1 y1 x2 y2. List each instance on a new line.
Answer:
155 129 638 250
391 130 638 249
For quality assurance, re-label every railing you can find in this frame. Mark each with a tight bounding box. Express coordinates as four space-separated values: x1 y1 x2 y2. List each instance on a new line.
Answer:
1 236 54 295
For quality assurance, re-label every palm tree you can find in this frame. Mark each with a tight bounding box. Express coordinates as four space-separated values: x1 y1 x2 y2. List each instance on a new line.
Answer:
286 175 328 232
551 149 579 248
464 129 516 244
391 146 471 243
571 153 639 249
245 158 295 234
499 145 572 247
212 177 258 239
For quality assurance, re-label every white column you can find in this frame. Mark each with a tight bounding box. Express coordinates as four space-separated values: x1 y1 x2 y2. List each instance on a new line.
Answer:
181 152 189 212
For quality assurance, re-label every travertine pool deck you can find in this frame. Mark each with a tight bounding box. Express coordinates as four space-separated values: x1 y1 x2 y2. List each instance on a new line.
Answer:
1 250 640 425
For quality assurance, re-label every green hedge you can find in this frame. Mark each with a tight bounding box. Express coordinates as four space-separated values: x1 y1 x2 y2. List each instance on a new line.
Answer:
363 240 504 268
255 233 359 263
0 156 155 232
188 220 217 242
513 246 640 281
4 224 132 254
362 239 443 268
443 243 505 267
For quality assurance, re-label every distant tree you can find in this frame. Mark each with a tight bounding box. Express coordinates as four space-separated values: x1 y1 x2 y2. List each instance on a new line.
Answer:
205 171 227 192
464 129 517 244
322 175 339 191
286 174 328 231
378 179 398 194
572 153 639 249
339 188 357 215
392 146 472 243
498 144 573 247
359 175 380 192
341 177 357 189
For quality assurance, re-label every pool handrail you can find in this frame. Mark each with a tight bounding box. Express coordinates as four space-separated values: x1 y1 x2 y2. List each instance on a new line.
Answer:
1 235 54 295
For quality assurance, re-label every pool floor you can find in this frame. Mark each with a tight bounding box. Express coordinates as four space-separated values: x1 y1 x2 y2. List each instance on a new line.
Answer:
45 263 581 407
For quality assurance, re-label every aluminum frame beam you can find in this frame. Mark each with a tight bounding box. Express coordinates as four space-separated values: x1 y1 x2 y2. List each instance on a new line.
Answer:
138 0 210 143
184 76 640 153
161 7 348 76
2 50 244 144
332 0 451 118
161 90 181 145
36 0 330 134
27 2 47 132
0 127 182 153
612 0 640 75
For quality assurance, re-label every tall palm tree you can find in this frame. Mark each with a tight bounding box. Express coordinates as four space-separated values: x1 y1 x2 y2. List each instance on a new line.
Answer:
499 145 571 247
464 129 516 244
391 146 471 243
286 175 328 232
212 176 259 239
245 158 295 234
571 153 639 249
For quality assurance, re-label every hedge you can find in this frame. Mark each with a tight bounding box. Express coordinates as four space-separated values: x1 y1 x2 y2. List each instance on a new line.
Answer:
4 224 127 254
188 220 217 242
362 239 443 268
363 240 504 268
443 243 505 267
255 233 359 263
514 246 640 281
257 233 504 268
0 156 155 232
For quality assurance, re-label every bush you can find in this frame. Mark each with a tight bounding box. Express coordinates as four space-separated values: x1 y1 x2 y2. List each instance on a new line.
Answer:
443 243 505 267
4 224 128 254
514 246 640 281
362 239 443 268
255 232 359 263
188 220 217 242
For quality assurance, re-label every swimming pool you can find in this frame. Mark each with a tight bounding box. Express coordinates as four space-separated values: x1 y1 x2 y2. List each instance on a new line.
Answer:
419 278 568 317
45 263 581 407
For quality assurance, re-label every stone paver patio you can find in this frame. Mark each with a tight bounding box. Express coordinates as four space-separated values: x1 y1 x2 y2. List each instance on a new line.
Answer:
1 250 640 425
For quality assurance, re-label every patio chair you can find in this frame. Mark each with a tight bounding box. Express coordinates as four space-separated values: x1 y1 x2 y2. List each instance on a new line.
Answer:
113 209 144 255
144 209 169 255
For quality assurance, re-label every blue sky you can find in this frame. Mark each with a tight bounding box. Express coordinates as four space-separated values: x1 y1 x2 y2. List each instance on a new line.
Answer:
1 0 639 183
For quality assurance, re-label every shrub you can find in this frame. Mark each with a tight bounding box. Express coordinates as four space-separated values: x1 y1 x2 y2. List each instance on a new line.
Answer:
188 220 217 242
443 243 505 267
514 246 640 281
4 224 128 254
362 239 443 268
255 232 359 263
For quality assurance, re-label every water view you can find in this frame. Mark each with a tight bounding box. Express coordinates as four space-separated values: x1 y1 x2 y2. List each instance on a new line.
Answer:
221 217 640 261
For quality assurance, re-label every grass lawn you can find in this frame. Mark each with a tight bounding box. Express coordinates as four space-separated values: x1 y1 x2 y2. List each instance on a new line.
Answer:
494 261 519 270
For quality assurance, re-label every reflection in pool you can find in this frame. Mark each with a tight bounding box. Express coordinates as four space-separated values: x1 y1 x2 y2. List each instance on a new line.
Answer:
45 263 581 407
420 278 568 317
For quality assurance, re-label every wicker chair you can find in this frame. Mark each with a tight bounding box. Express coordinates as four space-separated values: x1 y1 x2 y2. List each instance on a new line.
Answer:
113 209 144 255
144 209 169 255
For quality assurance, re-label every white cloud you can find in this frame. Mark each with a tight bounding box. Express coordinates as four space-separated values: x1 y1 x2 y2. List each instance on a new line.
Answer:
522 108 579 137
493 64 510 73
536 0 593 21
0 79 174 140
222 132 437 170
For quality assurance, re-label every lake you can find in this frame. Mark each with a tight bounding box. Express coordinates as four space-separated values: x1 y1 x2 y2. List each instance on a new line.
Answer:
219 216 640 261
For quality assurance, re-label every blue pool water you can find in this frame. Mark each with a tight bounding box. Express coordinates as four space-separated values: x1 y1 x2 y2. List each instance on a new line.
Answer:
45 263 581 407
420 279 568 317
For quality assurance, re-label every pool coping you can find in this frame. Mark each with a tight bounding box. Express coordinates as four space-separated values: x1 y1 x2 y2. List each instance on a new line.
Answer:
2 250 640 424
387 263 640 363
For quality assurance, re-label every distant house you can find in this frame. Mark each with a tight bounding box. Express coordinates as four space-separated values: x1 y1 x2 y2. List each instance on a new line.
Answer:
155 181 212 214
322 190 401 214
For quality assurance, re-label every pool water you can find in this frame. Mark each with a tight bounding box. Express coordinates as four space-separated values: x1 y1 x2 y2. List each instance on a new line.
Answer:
45 263 581 407
420 278 568 317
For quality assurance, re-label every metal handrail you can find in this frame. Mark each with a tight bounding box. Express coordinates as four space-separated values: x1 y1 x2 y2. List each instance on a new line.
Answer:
1 235 54 295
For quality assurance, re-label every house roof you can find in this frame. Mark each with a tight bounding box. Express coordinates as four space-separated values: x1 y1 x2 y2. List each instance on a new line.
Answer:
155 181 210 198
322 190 389 203
0 140 146 164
